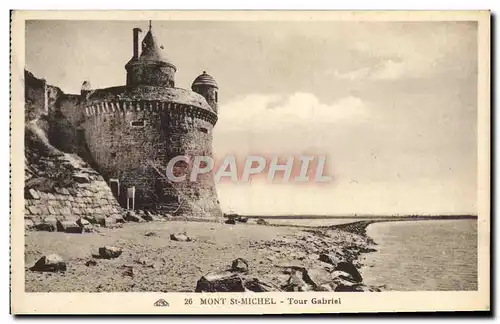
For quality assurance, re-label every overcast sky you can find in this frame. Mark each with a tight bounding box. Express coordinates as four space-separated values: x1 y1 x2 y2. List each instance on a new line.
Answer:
26 20 478 215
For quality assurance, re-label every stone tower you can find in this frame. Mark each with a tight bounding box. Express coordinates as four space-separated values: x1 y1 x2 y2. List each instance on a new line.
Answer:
80 22 221 218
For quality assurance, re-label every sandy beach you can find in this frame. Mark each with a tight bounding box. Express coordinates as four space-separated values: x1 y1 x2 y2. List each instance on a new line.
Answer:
25 219 381 292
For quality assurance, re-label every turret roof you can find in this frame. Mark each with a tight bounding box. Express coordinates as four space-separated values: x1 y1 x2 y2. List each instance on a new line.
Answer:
192 71 218 88
139 29 175 67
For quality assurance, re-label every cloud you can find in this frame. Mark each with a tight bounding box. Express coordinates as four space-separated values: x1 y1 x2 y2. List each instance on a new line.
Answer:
335 58 426 81
218 93 369 130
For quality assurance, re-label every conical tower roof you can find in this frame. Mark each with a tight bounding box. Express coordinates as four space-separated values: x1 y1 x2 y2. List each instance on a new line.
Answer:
137 23 176 69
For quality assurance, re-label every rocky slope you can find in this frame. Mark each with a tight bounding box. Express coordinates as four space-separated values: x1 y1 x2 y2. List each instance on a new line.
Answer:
24 122 122 230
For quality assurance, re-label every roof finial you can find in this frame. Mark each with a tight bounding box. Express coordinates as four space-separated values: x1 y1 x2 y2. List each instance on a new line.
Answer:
149 20 152 31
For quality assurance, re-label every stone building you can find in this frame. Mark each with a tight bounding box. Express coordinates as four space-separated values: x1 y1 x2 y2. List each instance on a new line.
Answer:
25 22 222 219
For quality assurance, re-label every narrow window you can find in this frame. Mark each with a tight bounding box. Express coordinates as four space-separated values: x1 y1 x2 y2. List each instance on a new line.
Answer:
130 120 146 127
199 127 208 134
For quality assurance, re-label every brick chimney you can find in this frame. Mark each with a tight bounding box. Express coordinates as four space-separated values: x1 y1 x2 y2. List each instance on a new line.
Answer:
133 28 142 59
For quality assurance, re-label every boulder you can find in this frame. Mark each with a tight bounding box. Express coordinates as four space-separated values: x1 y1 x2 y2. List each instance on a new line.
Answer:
98 246 122 259
334 262 362 283
318 253 340 266
135 257 155 268
332 278 363 292
195 271 246 292
113 214 125 223
231 258 249 273
256 218 269 225
237 216 249 223
85 259 97 267
317 283 335 291
103 216 117 227
125 211 143 222
330 270 356 282
24 219 35 231
107 223 124 229
30 254 67 272
43 216 58 228
302 267 333 289
56 220 83 233
122 267 135 277
225 218 236 225
34 222 55 232
76 218 93 232
244 278 281 292
141 213 154 222
144 231 157 237
281 271 311 292
84 214 105 225
170 233 192 242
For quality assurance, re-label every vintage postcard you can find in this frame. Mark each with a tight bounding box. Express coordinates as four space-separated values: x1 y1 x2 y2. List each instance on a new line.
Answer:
10 10 490 314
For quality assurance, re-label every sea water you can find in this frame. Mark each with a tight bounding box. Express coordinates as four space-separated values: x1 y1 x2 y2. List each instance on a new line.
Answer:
361 220 478 291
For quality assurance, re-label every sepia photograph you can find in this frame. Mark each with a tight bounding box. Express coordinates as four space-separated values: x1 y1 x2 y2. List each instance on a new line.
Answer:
10 10 490 314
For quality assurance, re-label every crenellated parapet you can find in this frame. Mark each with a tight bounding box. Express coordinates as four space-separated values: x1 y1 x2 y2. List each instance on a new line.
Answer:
84 100 218 125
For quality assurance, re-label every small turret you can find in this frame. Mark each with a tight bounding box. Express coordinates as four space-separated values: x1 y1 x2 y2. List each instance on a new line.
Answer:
192 71 218 113
125 21 177 87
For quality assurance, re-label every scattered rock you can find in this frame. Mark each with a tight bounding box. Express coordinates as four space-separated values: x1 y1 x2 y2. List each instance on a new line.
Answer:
225 218 236 225
330 270 356 282
85 259 97 267
34 222 55 232
114 214 125 223
56 220 83 234
103 216 117 227
141 213 153 222
24 219 35 231
85 214 105 226
122 267 136 277
195 271 246 292
281 271 311 292
43 216 58 228
77 218 93 232
237 216 249 223
107 223 123 229
334 262 362 283
125 211 143 222
303 267 333 289
135 257 155 268
256 218 269 225
98 246 122 259
244 278 281 292
317 283 335 291
30 254 67 272
231 258 249 273
170 233 192 242
319 253 340 266
332 277 363 292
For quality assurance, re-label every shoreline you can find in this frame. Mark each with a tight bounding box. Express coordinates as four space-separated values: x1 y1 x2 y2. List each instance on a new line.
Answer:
25 218 387 292
26 217 476 292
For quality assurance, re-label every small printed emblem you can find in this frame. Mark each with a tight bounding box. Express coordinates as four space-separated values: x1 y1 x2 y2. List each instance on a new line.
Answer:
154 299 170 307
